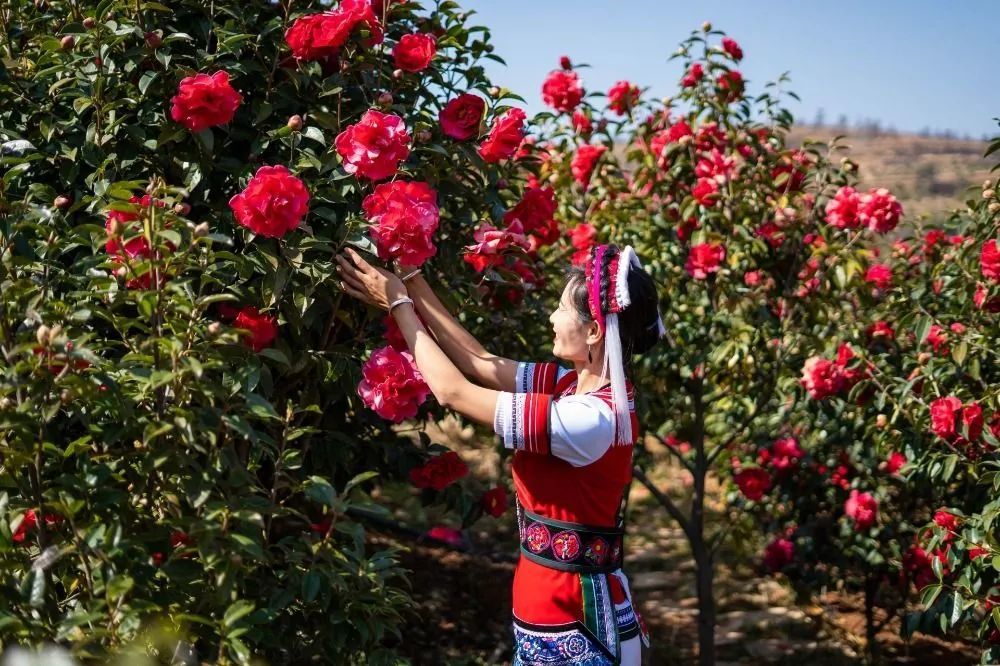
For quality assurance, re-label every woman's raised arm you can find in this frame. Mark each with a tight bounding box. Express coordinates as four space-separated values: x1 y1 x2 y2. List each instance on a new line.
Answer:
401 270 520 392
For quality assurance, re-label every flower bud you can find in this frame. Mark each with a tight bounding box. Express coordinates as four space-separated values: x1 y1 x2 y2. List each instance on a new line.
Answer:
173 202 191 216
36 325 51 346
701 21 712 32
496 178 508 190
53 195 71 210
984 180 993 190
559 55 571 70
115 266 128 279
917 351 931 365
488 86 500 98
193 222 209 237
60 389 73 404
83 17 96 29
0 397 12 410
207 321 222 336
286 114 303 131
983 189 996 200
377 91 393 107
392 68 404 79
876 414 887 428
989 202 1000 215
145 31 162 48
60 35 75 50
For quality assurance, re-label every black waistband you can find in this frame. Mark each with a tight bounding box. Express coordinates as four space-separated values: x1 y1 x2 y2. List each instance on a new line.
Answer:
518 507 624 574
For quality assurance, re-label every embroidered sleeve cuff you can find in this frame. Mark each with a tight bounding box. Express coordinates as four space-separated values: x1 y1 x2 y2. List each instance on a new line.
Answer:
493 391 553 455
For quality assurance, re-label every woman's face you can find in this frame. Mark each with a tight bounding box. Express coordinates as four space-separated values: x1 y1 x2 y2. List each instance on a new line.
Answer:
549 281 596 361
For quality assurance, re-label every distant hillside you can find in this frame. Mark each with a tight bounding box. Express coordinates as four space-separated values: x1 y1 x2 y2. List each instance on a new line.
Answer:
788 125 994 220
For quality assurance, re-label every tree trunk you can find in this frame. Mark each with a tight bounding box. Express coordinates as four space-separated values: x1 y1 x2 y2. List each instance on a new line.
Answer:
693 541 716 666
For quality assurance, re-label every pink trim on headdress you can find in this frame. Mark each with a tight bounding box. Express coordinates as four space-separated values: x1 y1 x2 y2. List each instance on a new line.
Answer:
588 244 608 332
608 254 622 313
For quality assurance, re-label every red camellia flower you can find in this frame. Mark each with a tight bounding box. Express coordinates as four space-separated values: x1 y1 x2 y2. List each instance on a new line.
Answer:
478 108 527 163
858 188 903 233
439 93 485 140
607 80 640 115
425 525 464 547
285 1 382 62
903 544 936 590
763 537 794 572
569 223 597 266
721 37 743 61
825 186 861 229
665 119 693 144
930 396 964 442
692 177 720 206
681 63 704 88
734 467 771 501
864 263 893 290
767 437 804 473
463 220 531 273
981 239 1000 282
170 71 242 132
572 110 593 135
925 324 949 355
229 165 310 238
382 310 426 352
844 489 878 530
104 195 173 289
571 144 606 186
542 69 584 113
336 110 411 180
685 243 725 280
393 33 436 72
504 187 558 245
169 530 194 549
694 149 736 183
481 486 508 518
716 70 744 102
866 320 895 341
233 306 278 352
357 345 430 422
363 180 439 266
933 509 961 541
885 450 907 475
409 450 468 491
800 357 843 400
12 509 62 544
559 55 572 70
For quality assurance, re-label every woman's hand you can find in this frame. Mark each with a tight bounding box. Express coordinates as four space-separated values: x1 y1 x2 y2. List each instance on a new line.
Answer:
335 248 407 311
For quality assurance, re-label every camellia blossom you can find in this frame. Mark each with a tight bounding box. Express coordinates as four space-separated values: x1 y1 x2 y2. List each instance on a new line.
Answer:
885 451 907 475
478 108 527 163
763 537 794 572
844 490 878 530
716 70 744 102
409 451 468 490
284 1 382 62
858 188 903 233
363 180 440 266
233 306 278 352
692 177 721 207
765 437 804 473
439 94 485 141
681 63 704 88
721 36 743 61
864 263 893 290
503 187 558 246
481 486 508 518
393 33 436 72
929 396 982 443
170 71 242 132
12 509 63 544
685 242 725 280
981 239 1000 282
733 467 771 502
571 144 606 186
357 345 430 422
542 69 584 113
463 220 531 273
105 195 173 289
425 525 464 547
694 149 736 183
335 109 411 180
607 80 640 115
572 110 593 135
569 223 597 266
825 186 861 229
229 165 310 238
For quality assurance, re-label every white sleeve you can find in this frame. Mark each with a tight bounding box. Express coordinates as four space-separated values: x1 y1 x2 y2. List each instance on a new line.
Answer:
550 395 616 467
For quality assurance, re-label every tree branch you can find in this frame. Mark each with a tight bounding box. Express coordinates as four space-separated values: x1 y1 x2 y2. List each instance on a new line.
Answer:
632 465 693 543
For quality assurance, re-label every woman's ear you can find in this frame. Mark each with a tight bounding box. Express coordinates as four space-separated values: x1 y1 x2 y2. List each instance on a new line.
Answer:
586 321 603 346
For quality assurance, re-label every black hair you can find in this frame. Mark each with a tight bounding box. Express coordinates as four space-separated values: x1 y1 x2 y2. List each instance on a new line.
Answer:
563 245 662 361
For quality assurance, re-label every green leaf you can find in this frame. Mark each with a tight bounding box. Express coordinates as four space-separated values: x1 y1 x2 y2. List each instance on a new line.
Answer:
304 476 337 507
222 600 255 629
343 471 379 495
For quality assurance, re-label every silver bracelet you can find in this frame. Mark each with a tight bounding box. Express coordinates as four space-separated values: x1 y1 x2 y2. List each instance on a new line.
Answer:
400 268 422 282
388 296 414 315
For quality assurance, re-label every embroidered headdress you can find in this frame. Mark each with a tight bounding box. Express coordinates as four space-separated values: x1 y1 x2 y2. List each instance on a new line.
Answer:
585 244 666 444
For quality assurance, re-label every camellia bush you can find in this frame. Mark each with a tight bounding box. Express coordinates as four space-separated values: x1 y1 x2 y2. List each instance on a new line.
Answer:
0 0 549 662
520 24 929 664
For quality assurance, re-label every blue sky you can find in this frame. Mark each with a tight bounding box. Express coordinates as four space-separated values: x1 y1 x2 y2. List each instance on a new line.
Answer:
460 0 1000 138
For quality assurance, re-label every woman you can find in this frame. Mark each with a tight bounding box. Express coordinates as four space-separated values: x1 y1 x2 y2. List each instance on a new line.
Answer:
335 242 663 665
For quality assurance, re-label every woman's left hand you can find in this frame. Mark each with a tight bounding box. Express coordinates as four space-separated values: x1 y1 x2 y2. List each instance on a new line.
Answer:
335 247 408 311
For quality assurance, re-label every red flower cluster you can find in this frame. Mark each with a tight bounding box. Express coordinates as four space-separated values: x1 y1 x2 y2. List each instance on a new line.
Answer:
439 94 485 140
715 70 744 102
233 306 278 352
681 63 704 88
285 1 382 62
542 69 584 113
105 195 172 289
504 187 559 246
409 451 468 490
929 396 983 445
685 242 725 280
229 165 310 238
393 33 436 72
858 187 903 233
336 109 411 180
763 537 794 572
759 437 804 474
463 220 531 273
981 239 1000 282
800 343 865 400
363 180 440 266
357 345 430 422
170 71 242 132
569 223 597 266
844 489 878 531
734 466 771 501
12 509 63 544
481 486 508 518
720 37 743 61
692 178 720 206
607 80 640 115
571 144 606 186
478 108 526 163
